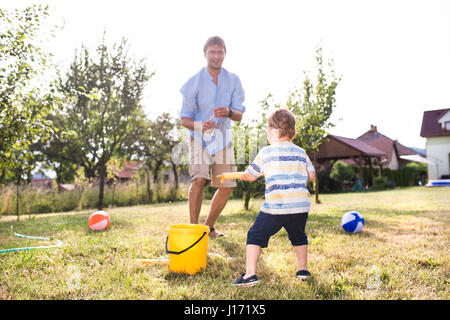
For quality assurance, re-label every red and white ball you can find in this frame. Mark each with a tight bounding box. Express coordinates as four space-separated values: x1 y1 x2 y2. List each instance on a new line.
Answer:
88 210 110 231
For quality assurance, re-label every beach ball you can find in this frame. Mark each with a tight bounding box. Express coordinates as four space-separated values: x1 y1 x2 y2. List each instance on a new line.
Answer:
88 210 110 231
341 211 364 233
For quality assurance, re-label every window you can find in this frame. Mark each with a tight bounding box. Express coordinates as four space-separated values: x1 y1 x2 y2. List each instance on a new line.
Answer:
445 121 450 131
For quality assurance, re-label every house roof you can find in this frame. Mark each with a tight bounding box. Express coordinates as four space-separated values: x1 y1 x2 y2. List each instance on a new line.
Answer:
357 125 417 163
312 135 387 162
108 160 146 179
331 135 386 156
420 108 450 138
399 154 430 164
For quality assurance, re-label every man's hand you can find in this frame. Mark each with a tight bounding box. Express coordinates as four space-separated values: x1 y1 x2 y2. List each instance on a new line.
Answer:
202 120 217 132
213 106 243 121
181 117 218 132
213 106 230 118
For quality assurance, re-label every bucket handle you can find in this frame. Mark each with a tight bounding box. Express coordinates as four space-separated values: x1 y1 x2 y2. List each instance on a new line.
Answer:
165 231 207 255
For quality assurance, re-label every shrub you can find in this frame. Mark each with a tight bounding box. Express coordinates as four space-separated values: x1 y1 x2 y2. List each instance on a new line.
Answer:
0 186 15 215
55 191 79 212
373 177 396 190
382 163 427 187
317 167 341 193
0 182 190 216
402 162 427 185
330 161 356 183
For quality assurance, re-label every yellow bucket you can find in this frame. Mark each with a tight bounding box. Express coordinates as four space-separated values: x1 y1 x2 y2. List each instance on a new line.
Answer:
165 224 210 275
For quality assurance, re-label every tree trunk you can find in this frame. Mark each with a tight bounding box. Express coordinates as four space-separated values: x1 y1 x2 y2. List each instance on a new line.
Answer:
171 160 179 189
56 163 62 194
153 160 162 183
0 169 5 189
314 181 320 204
244 190 251 210
313 152 321 204
98 161 106 210
145 166 153 203
16 179 20 221
84 165 96 181
358 156 365 186
111 183 116 207
56 143 63 193
77 186 83 210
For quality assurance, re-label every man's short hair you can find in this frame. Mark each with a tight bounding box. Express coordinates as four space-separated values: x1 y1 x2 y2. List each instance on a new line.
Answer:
268 108 297 140
203 36 226 54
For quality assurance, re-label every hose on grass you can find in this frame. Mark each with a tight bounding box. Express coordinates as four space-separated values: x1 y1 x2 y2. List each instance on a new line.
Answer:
0 232 63 253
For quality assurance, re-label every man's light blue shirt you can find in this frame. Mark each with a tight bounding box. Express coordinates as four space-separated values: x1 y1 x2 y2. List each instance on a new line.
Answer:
179 67 245 155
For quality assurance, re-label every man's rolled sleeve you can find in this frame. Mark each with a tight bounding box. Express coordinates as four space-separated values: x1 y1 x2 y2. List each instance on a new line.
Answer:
179 83 197 120
230 76 245 113
180 98 196 119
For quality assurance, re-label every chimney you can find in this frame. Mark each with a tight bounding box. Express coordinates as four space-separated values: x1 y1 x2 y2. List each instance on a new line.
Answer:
370 125 377 132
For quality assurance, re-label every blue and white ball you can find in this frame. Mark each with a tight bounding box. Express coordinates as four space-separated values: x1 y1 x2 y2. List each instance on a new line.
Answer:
341 211 364 233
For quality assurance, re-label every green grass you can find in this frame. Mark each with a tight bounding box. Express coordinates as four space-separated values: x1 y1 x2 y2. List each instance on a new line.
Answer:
0 187 449 300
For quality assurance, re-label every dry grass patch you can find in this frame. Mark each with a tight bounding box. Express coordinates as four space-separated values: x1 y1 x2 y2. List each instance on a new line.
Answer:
0 187 448 299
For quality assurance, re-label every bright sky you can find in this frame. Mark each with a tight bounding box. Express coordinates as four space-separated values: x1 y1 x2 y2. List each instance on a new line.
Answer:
4 0 450 149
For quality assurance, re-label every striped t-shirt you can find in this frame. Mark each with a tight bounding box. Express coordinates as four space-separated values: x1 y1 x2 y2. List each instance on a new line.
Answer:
245 141 315 215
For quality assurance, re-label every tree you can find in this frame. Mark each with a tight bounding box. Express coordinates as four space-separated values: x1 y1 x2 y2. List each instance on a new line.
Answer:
31 111 78 192
0 5 59 186
287 46 341 203
233 95 269 210
106 157 125 207
57 36 153 209
0 5 62 220
135 113 182 199
151 113 183 189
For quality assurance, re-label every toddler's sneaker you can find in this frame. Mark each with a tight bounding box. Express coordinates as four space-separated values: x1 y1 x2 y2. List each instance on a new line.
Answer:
233 274 259 286
296 269 311 280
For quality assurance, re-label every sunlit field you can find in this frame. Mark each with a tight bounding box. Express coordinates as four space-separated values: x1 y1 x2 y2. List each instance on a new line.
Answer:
0 187 448 300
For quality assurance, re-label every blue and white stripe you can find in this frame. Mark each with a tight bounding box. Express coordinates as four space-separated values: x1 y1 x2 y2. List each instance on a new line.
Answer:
245 141 315 215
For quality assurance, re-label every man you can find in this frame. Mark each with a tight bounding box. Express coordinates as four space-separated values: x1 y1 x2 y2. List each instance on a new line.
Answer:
180 36 245 237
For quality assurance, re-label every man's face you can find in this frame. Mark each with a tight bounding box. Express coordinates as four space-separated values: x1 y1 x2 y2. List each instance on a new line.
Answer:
205 44 226 70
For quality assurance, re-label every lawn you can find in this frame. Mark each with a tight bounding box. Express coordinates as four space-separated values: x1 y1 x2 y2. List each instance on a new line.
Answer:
0 187 448 300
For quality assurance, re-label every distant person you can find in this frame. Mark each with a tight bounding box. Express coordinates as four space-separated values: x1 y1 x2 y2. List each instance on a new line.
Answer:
233 108 315 286
179 36 245 237
353 175 364 192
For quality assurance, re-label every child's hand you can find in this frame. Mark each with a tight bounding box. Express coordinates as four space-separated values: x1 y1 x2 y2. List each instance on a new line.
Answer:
240 172 257 182
307 172 316 183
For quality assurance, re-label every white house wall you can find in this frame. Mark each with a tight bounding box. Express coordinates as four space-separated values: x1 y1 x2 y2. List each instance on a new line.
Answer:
387 148 399 170
426 136 450 179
